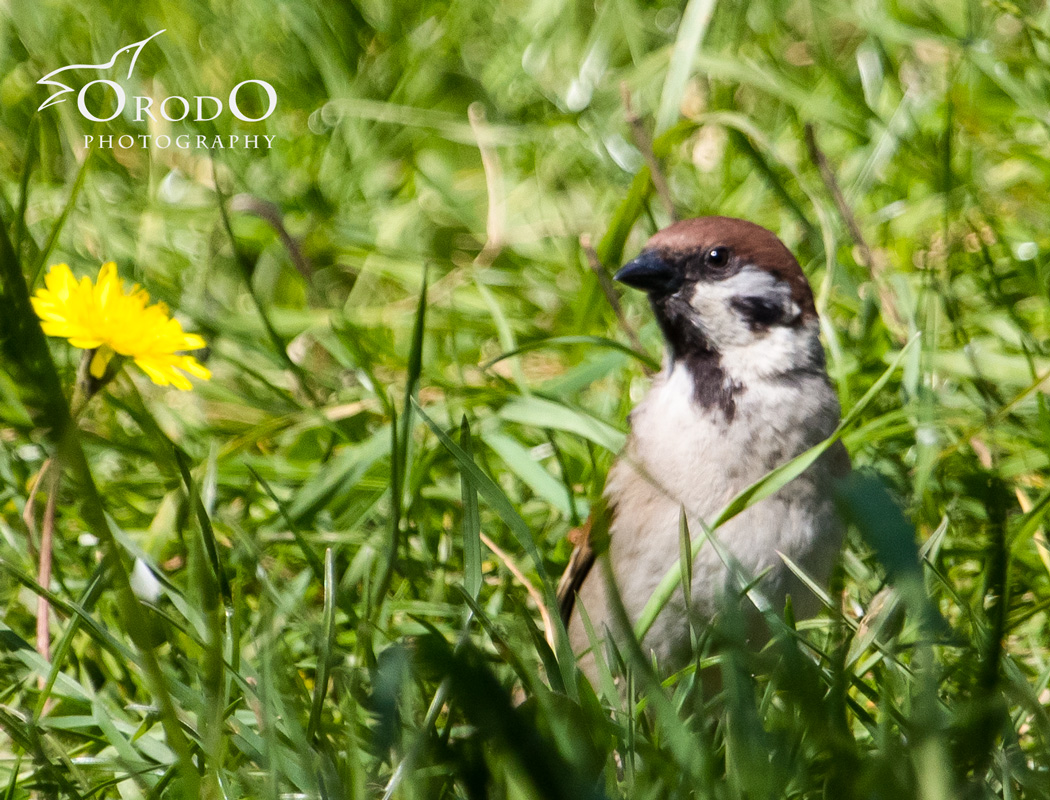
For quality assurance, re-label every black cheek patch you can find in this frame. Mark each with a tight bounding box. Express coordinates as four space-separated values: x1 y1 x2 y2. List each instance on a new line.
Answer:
730 295 785 329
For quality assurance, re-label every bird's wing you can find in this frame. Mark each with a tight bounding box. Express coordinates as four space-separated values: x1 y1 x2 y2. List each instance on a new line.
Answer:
556 522 596 626
556 497 613 627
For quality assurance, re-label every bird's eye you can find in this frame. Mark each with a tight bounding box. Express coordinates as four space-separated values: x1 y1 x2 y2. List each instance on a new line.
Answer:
705 247 729 268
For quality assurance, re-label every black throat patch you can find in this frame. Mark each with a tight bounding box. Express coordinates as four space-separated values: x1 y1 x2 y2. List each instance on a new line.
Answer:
650 290 742 421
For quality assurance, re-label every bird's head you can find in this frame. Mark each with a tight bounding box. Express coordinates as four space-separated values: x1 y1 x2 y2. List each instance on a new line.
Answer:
616 216 825 383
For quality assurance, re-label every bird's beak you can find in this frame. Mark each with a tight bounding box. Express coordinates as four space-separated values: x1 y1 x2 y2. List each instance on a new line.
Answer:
614 250 681 294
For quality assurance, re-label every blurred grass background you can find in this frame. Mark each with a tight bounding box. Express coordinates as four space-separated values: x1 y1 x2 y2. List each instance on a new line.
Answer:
2 0 1050 796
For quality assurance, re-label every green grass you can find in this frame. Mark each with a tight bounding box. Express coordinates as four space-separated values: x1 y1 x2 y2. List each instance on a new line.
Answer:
2 0 1050 796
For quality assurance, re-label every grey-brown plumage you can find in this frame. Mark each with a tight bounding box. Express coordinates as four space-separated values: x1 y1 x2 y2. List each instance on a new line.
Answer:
558 217 848 677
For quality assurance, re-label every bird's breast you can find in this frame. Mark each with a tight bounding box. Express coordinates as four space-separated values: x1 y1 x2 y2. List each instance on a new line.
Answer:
602 363 842 619
614 364 838 509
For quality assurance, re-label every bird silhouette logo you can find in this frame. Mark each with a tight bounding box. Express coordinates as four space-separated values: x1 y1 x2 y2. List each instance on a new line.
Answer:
36 29 166 112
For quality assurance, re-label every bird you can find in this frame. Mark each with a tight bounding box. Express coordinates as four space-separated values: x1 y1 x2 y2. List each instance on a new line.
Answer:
36 29 166 112
557 216 849 679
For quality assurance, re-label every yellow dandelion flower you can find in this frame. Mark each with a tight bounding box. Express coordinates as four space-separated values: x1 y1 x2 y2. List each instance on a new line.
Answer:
31 262 211 391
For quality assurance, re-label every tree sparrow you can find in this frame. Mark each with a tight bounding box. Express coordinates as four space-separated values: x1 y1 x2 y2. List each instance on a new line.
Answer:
558 216 849 677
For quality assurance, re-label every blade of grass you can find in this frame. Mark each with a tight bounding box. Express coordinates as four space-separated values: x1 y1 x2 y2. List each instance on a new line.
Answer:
308 548 337 739
679 506 693 615
248 465 326 582
32 560 109 721
415 399 553 598
14 115 39 259
482 335 660 372
460 417 483 600
175 448 230 602
28 149 92 288
596 166 651 269
655 0 718 134
374 268 427 608
417 396 587 691
214 179 320 405
576 595 621 707
597 555 711 788
483 430 573 516
177 450 230 782
498 395 626 453
0 708 83 799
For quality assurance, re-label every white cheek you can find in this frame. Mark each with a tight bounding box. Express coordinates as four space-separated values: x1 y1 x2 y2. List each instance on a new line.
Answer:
725 325 815 381
687 266 818 381
688 267 786 347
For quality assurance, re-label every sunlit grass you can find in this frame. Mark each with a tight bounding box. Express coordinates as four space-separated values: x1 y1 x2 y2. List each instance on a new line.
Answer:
1 0 1050 797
